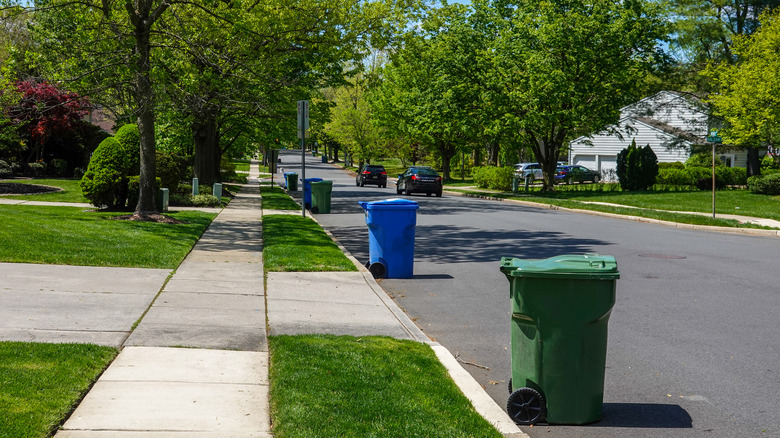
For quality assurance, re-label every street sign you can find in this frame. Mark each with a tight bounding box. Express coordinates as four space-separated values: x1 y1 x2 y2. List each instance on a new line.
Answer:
297 100 309 132
706 130 722 143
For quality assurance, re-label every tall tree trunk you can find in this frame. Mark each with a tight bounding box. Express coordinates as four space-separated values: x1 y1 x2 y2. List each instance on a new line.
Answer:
746 147 761 177
134 16 157 215
486 141 499 166
193 113 219 186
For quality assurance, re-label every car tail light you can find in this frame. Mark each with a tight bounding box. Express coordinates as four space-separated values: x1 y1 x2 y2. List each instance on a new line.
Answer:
411 175 419 181
435 177 441 182
380 171 386 175
362 170 370 174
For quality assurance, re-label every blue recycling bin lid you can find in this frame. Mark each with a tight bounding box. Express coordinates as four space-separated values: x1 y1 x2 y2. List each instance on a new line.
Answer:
303 177 323 183
359 198 419 210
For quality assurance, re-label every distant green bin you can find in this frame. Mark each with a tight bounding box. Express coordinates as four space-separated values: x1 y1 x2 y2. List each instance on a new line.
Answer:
310 180 333 214
285 172 298 191
500 254 619 425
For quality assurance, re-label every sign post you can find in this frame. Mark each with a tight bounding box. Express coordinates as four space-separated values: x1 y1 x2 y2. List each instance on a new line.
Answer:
298 100 309 218
706 130 722 219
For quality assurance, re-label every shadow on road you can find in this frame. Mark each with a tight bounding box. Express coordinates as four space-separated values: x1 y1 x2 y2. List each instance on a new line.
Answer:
326 224 612 265
600 403 693 428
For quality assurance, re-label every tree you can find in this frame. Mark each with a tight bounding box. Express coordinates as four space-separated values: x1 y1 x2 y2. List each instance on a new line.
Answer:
616 139 658 191
706 9 780 176
483 0 666 191
323 70 383 166
5 80 90 167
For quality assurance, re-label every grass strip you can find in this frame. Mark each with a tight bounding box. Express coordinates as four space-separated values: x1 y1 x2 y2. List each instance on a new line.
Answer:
0 342 117 438
0 178 89 203
0 205 216 268
269 335 503 438
260 186 300 211
262 214 356 272
449 189 775 229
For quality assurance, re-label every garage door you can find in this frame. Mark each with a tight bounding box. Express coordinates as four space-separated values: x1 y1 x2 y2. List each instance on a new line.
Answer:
573 155 596 169
600 156 618 181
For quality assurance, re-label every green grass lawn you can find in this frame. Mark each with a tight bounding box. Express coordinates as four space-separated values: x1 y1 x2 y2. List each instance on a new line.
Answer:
0 178 89 203
269 335 502 438
0 342 117 438
232 159 250 172
449 184 780 227
540 187 780 220
260 186 300 210
0 205 216 268
262 214 356 272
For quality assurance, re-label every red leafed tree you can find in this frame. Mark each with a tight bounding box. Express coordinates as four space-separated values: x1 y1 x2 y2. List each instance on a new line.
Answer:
7 80 90 163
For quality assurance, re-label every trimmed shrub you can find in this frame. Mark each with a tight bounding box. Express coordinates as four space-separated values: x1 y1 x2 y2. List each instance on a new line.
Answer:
472 166 514 191
721 167 747 186
28 162 46 177
156 151 188 191
114 124 140 175
657 168 693 186
191 194 221 207
747 173 780 195
80 137 126 207
686 153 723 168
169 194 193 206
50 158 68 177
658 161 685 169
0 160 12 178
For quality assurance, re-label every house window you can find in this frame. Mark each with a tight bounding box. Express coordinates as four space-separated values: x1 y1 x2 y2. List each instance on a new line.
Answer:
719 154 736 167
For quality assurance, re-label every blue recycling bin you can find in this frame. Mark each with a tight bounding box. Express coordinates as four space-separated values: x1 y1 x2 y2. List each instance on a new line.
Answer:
302 177 323 208
358 199 419 279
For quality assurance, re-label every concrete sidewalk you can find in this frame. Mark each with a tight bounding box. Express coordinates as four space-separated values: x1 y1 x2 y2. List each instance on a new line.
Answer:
48 162 523 437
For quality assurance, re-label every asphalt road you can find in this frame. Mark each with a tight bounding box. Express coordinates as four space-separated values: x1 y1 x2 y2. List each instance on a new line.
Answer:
278 149 780 437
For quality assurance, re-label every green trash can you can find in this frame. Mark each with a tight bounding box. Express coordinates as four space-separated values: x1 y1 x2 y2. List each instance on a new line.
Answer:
286 173 298 191
500 254 619 425
310 180 333 214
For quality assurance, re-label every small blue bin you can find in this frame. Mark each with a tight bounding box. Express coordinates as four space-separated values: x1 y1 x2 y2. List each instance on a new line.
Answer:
358 199 419 279
302 177 323 208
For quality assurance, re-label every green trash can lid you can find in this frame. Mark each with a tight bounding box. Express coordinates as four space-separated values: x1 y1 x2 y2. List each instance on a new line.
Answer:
310 180 332 186
500 254 619 279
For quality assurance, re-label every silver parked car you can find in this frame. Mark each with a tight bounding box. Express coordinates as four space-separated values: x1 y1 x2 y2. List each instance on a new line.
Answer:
513 163 543 182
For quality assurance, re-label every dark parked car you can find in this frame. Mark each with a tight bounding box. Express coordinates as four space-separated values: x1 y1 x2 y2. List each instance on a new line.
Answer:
396 166 443 197
356 164 387 188
555 165 601 184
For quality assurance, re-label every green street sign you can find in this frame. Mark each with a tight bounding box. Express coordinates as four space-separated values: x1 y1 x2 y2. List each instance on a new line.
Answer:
707 135 722 143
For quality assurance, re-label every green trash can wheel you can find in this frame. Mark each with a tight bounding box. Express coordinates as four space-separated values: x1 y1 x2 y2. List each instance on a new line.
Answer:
507 387 546 425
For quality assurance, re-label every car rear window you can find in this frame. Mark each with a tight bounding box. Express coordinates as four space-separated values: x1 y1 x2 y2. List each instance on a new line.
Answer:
366 166 385 171
414 168 439 176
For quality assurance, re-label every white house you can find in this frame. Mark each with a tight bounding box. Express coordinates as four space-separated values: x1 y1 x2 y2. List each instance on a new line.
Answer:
568 91 747 180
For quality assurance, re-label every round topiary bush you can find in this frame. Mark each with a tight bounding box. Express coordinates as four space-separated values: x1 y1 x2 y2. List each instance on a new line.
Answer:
80 137 126 207
747 173 780 195
114 124 140 175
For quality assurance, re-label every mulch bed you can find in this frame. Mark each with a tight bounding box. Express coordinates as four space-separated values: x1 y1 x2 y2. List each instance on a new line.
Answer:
0 182 62 195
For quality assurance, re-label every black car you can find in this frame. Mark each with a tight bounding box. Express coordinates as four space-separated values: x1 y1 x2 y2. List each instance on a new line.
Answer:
396 166 443 197
356 164 387 188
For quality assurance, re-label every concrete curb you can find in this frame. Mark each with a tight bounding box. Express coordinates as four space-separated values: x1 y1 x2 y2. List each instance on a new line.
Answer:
450 190 780 238
306 208 526 437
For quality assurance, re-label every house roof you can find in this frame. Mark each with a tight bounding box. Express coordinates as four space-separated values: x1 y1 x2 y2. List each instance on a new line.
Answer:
570 116 696 146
